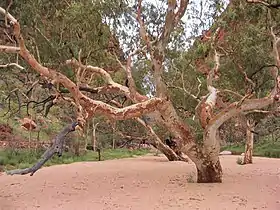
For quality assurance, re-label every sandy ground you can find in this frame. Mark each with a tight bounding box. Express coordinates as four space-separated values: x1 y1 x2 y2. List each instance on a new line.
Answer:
0 155 280 210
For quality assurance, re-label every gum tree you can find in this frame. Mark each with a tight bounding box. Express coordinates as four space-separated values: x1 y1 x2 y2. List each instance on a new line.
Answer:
0 0 279 183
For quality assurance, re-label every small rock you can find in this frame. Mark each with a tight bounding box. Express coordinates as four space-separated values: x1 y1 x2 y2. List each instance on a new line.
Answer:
219 150 232 155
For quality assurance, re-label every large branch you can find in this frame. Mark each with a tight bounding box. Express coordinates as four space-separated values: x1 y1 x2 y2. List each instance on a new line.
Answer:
197 49 220 128
209 97 276 130
174 0 189 25
6 123 78 176
80 96 166 120
0 7 164 124
0 11 80 99
160 0 189 48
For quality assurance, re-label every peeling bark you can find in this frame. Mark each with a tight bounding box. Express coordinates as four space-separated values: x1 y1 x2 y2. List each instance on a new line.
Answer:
197 158 223 183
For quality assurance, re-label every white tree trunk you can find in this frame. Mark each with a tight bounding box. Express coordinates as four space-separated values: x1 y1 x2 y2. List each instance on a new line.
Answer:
92 119 99 152
243 119 255 164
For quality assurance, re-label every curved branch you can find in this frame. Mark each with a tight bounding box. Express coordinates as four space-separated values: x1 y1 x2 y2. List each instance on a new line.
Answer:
66 59 147 102
0 7 163 124
80 96 166 120
208 97 275 130
0 62 24 70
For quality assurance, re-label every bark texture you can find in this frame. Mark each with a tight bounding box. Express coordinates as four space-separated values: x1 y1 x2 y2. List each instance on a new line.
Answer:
197 158 223 183
243 120 255 164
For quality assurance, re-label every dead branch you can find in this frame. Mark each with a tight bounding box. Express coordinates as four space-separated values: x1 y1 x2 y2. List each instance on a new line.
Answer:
6 122 79 176
0 62 24 70
0 45 20 53
0 7 166 125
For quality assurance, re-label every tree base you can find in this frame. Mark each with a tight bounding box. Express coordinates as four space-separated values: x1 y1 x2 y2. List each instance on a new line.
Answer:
243 156 253 164
197 159 222 183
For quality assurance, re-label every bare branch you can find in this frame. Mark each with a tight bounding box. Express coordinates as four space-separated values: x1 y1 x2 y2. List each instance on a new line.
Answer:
0 45 20 53
81 96 166 120
167 84 200 102
0 7 166 125
115 48 147 100
66 59 147 102
0 7 16 23
219 89 244 98
208 97 276 129
0 62 24 70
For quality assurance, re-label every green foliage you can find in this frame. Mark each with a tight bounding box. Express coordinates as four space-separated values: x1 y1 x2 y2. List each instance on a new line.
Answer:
0 148 150 170
221 140 280 158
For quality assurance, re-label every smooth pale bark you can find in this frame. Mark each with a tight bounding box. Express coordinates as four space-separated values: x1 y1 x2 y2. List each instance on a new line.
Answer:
243 120 255 164
187 98 277 183
92 119 99 152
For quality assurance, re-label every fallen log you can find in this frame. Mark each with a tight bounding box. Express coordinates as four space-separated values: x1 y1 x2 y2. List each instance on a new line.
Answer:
6 122 79 176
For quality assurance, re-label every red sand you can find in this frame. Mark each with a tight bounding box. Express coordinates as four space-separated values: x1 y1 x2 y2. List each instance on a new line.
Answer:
0 155 279 210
